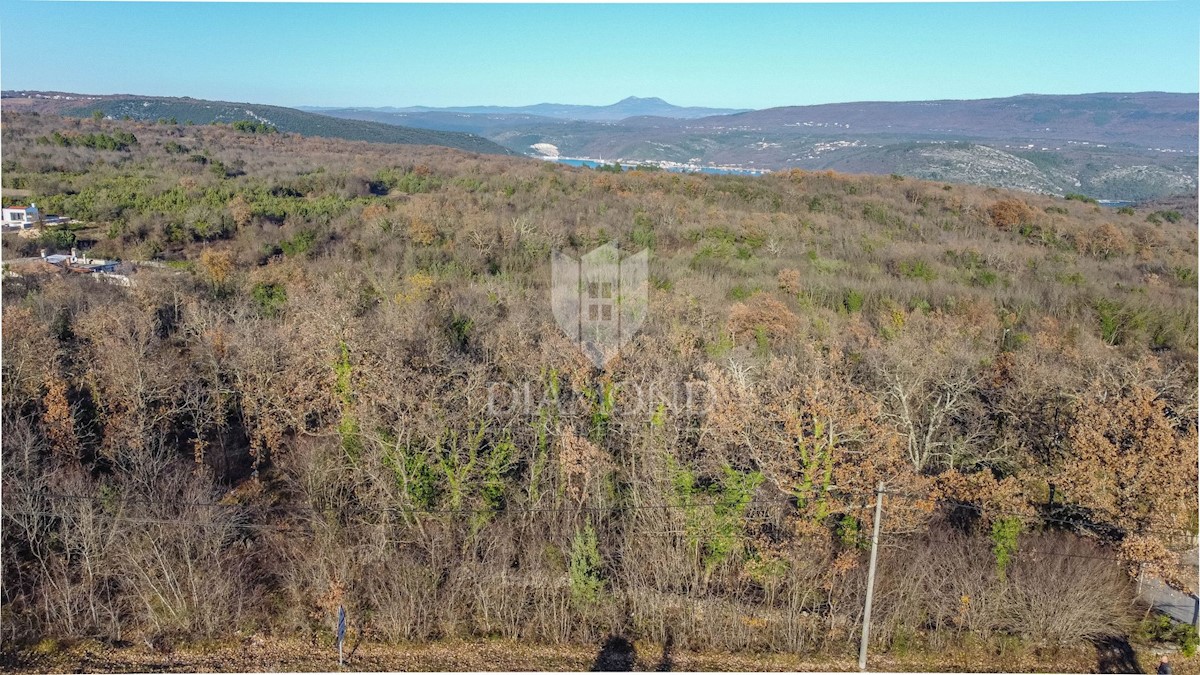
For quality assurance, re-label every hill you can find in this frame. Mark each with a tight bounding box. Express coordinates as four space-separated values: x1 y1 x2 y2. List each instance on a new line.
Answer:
296 108 577 136
311 92 1199 200
1 112 1196 669
304 95 749 121
0 90 514 155
714 92 1197 150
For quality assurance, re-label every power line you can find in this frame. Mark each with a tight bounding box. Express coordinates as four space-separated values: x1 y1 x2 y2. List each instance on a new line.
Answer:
32 491 241 509
13 491 800 515
0 508 1150 563
879 488 1197 539
0 509 268 530
0 513 1178 567
15 486 879 517
890 532 1135 564
11 484 1195 544
0 496 807 530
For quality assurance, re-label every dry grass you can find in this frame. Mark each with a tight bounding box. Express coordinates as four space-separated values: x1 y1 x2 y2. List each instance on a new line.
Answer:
1 634 1152 673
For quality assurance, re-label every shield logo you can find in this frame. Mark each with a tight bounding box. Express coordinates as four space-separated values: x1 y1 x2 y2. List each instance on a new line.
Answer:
552 242 649 367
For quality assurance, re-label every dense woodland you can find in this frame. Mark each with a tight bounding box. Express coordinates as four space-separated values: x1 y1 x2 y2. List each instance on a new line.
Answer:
1 112 1197 658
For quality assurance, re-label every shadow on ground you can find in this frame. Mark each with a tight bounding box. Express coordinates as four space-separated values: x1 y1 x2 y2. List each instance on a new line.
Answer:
1094 636 1144 674
655 630 674 672
591 635 636 671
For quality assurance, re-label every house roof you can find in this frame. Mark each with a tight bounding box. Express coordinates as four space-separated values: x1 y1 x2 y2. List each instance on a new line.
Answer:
4 205 31 211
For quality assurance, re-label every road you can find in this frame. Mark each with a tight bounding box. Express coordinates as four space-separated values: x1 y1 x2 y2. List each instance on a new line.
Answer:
1142 577 1199 624
1140 548 1200 625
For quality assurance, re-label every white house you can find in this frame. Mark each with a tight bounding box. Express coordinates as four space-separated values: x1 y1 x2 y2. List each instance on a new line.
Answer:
2 203 41 229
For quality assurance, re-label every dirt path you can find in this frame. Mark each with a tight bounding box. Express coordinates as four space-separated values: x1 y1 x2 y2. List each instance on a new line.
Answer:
1 636 1161 673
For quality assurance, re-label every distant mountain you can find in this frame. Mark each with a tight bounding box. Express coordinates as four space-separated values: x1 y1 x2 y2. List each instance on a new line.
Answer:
707 92 1197 151
302 96 750 122
296 108 573 136
306 92 1197 200
1 91 514 155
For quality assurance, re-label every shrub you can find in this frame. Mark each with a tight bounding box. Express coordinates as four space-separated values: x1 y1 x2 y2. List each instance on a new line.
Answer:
727 285 753 301
38 228 76 249
704 333 734 359
669 462 764 573
1094 297 1145 346
630 211 656 250
971 269 999 287
280 229 317 257
408 216 439 246
1135 614 1199 657
568 524 603 607
37 130 138 151
231 120 277 134
898 259 937 281
727 293 798 343
251 282 287 316
650 273 673 291
807 250 846 275
988 199 1035 229
374 168 440 195
776 268 802 295
863 202 898 227
1147 210 1182 225
446 313 474 353
1080 223 1132 259
844 289 865 313
990 517 1021 580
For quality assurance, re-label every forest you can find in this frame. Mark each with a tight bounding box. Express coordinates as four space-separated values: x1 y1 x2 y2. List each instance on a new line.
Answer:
1 111 1197 668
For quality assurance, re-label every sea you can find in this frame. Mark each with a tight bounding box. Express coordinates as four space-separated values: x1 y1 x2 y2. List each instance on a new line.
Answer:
548 157 768 176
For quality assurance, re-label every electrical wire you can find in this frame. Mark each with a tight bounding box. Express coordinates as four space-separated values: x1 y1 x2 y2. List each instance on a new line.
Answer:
7 483 1194 565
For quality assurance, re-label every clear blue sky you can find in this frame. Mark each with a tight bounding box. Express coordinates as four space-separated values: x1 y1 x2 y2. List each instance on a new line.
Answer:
2 2 1197 109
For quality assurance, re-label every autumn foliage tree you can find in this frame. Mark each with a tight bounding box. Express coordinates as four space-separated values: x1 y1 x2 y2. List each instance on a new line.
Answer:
1056 383 1198 536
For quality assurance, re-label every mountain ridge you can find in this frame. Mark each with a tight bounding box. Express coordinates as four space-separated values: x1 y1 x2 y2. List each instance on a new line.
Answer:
0 91 515 156
300 95 750 121
307 91 1196 200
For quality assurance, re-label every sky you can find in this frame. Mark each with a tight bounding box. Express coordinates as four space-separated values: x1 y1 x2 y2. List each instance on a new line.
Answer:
1 2 1197 109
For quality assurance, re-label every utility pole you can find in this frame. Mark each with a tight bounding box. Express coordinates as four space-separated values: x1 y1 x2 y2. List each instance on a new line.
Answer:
858 482 885 672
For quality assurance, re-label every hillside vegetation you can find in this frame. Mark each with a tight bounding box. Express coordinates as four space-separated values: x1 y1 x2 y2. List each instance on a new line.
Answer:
1 113 1197 664
1 91 513 155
